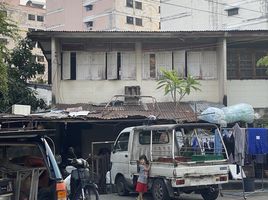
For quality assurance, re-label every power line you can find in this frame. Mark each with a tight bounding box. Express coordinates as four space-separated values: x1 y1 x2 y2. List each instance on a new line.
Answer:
204 0 262 14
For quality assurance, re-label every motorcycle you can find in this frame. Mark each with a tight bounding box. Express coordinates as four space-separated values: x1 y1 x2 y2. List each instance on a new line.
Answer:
64 157 99 200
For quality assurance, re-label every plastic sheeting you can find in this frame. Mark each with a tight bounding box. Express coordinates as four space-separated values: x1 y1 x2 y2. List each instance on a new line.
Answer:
199 103 255 125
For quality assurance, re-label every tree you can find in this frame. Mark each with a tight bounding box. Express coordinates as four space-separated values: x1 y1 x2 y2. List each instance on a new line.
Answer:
6 38 46 111
157 69 201 105
257 55 268 74
0 4 18 110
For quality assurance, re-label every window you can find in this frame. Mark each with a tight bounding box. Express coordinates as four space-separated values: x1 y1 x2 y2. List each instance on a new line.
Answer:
85 21 93 28
28 14 35 20
126 0 133 8
149 54 156 78
187 51 217 79
227 8 239 16
28 28 35 32
85 4 93 11
37 15 44 22
114 132 130 151
139 131 169 145
227 49 268 79
135 18 142 26
135 1 142 9
126 16 134 24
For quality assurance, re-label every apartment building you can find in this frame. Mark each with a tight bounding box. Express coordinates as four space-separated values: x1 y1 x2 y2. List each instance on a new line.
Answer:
46 0 160 31
1 0 47 82
161 0 268 30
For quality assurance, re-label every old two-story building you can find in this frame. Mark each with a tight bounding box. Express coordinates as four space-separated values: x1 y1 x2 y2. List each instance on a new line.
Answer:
29 30 268 107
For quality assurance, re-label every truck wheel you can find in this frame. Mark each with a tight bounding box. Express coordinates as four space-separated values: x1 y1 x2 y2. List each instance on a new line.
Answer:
115 176 129 196
200 186 219 200
152 179 170 200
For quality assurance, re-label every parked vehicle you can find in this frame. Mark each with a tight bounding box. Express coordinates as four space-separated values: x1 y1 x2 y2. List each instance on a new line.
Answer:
110 123 229 200
0 129 67 200
64 148 99 200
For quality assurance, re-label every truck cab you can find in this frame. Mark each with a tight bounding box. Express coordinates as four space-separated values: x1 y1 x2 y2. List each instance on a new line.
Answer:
110 123 229 200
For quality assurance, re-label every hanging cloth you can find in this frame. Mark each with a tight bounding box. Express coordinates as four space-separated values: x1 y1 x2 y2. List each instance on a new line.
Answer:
247 128 268 155
233 123 246 166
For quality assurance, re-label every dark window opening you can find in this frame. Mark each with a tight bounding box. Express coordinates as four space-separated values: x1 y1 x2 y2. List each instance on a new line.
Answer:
135 18 142 26
227 49 268 79
70 52 76 80
28 14 35 21
126 0 133 8
85 4 93 11
150 54 156 78
37 15 44 22
227 8 239 16
126 16 134 24
135 1 142 9
114 132 130 151
139 131 169 145
85 21 93 28
117 52 121 80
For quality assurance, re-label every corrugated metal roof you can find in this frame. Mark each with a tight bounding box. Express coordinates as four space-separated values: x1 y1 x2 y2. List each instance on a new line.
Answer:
31 30 268 33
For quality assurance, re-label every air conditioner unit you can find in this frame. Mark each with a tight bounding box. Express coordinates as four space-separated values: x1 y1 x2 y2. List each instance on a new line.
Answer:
124 86 141 104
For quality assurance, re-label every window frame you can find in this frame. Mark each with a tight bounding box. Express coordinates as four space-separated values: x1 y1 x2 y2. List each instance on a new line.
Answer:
114 132 130 152
28 14 35 21
135 17 143 26
135 1 142 10
37 15 44 22
85 4 93 11
126 0 133 8
126 16 134 25
227 8 239 16
139 131 170 145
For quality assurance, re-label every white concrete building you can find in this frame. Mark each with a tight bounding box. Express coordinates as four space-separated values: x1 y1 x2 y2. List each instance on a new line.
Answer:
45 0 160 31
29 30 268 110
161 0 268 30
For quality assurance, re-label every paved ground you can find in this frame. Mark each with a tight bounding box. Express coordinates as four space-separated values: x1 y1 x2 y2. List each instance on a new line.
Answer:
100 191 268 200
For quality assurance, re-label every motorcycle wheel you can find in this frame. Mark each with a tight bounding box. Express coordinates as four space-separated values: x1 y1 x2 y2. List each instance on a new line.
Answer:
74 185 99 200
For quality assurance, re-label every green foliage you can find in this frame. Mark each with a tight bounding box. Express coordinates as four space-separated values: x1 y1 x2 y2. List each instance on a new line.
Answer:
157 68 201 103
5 38 46 111
0 4 19 111
257 55 268 75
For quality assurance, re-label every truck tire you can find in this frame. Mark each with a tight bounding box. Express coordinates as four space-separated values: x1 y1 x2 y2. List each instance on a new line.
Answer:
152 179 170 200
115 176 129 196
200 186 219 200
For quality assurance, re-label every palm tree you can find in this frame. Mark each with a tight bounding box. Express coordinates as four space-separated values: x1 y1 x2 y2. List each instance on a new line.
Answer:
157 68 201 105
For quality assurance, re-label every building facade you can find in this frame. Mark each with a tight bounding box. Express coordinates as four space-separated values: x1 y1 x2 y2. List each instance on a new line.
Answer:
1 0 48 82
29 31 268 110
161 0 268 31
46 0 160 31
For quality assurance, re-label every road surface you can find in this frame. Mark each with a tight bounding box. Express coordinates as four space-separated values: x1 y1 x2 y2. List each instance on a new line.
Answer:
100 191 268 200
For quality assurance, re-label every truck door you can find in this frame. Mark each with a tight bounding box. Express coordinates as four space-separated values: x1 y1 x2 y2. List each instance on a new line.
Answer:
110 132 131 182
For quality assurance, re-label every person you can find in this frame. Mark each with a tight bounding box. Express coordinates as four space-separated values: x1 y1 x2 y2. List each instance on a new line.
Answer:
136 155 150 200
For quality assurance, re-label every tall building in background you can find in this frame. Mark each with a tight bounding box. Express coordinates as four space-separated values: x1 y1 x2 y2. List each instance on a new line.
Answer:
161 0 268 30
46 0 160 31
1 0 47 82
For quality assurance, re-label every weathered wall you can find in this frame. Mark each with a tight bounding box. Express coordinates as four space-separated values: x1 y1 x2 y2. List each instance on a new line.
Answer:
227 80 268 108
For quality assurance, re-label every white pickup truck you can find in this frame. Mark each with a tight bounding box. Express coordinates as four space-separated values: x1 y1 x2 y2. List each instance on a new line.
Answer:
110 123 229 200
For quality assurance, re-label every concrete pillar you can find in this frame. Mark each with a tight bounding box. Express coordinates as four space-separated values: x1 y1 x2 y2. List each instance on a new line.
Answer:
51 37 60 104
135 42 142 83
217 38 227 105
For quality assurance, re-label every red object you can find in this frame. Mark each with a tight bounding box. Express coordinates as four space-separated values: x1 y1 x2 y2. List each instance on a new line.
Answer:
136 182 148 193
